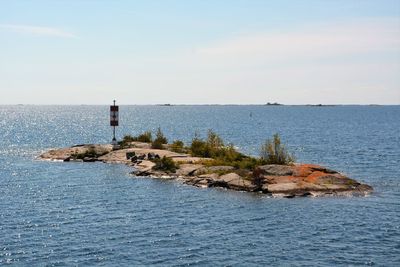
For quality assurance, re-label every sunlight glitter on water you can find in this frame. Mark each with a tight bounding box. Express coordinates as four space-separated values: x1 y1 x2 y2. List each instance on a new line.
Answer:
0 105 399 266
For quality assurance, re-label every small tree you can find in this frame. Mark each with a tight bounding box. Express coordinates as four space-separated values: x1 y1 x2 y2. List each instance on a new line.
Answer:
151 127 168 149
170 140 186 153
206 129 224 148
190 134 209 157
156 127 168 143
260 133 294 165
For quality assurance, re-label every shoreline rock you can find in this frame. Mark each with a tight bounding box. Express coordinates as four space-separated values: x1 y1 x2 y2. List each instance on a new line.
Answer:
39 143 373 198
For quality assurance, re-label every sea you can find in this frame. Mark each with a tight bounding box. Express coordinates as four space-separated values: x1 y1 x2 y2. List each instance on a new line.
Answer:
0 105 399 266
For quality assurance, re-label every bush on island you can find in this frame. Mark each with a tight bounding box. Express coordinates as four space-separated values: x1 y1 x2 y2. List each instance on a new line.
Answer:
136 131 153 143
119 132 153 148
151 127 168 149
170 140 186 153
190 130 261 169
260 133 294 165
152 156 177 173
118 135 135 148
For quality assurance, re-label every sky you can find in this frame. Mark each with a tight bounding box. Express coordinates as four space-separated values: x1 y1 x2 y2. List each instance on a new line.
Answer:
0 0 399 105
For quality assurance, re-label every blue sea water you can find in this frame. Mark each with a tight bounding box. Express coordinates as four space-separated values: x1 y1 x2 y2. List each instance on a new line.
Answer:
0 105 399 266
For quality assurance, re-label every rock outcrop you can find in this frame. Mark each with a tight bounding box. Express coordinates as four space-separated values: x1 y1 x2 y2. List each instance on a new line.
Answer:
39 143 373 198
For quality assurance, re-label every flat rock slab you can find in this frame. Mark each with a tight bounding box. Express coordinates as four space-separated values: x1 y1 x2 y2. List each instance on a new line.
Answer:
215 173 256 191
40 144 112 161
176 164 204 176
259 164 294 176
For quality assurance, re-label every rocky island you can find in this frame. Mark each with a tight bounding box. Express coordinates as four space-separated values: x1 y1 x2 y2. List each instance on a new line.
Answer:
39 130 372 198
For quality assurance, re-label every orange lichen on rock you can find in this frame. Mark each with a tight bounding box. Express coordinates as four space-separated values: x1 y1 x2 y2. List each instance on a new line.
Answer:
304 171 328 183
293 164 320 177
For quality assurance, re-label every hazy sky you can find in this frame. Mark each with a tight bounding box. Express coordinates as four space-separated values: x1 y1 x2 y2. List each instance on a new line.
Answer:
1 0 399 105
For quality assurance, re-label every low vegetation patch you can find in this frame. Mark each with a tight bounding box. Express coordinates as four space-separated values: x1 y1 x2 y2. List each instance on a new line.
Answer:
152 156 177 173
120 128 294 172
189 130 266 170
72 147 108 160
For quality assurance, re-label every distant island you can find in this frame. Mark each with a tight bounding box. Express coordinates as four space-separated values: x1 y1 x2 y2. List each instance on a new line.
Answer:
306 104 337 107
265 102 283 106
157 104 174 106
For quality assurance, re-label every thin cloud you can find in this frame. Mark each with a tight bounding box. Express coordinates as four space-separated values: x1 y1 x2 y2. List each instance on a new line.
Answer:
0 24 76 38
194 18 400 65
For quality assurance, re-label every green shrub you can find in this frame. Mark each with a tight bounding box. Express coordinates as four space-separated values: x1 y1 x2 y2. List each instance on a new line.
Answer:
151 139 164 149
122 135 135 142
151 127 168 149
189 131 261 170
260 133 294 165
118 135 136 148
233 157 263 170
118 132 152 148
152 156 177 173
214 144 244 162
190 137 210 157
206 129 224 148
136 131 153 143
189 131 295 171
155 127 168 144
190 130 225 158
170 140 186 153
72 147 107 159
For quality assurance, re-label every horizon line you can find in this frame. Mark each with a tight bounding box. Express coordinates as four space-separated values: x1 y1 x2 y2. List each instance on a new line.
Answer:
1 103 399 106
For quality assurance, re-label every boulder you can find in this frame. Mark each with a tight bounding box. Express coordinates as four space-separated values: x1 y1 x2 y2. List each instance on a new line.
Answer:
259 165 294 176
196 179 210 187
137 154 146 160
131 169 151 176
184 177 210 187
216 173 255 191
147 152 156 160
126 151 136 160
83 157 97 162
130 155 138 163
266 182 299 193
219 172 242 183
198 173 219 180
176 164 203 176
